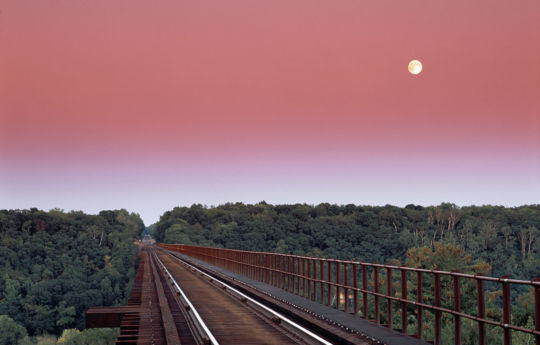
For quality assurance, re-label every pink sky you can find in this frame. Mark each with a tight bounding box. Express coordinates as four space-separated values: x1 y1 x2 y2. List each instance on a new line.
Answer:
1 0 539 224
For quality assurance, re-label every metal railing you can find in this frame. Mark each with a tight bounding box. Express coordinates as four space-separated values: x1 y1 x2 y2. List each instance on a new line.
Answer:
158 243 540 345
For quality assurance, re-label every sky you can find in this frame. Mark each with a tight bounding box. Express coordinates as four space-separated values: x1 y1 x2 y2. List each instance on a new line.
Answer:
1 0 539 225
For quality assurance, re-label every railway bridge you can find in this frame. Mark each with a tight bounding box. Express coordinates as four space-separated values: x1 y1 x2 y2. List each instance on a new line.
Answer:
87 244 540 345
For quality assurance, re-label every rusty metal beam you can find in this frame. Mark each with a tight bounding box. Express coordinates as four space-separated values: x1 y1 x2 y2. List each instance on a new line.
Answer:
86 306 142 328
148 253 182 345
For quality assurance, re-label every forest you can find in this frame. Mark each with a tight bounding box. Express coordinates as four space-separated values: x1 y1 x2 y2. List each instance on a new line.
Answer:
153 202 540 344
153 202 540 280
0 208 144 345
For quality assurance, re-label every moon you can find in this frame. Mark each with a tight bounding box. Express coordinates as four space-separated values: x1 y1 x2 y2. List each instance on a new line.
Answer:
408 60 423 75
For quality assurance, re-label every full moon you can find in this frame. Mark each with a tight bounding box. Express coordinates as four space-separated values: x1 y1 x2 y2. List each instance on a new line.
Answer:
408 60 423 75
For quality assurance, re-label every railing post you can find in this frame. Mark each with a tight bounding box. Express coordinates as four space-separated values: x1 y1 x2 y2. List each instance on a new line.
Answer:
336 261 340 309
534 278 540 345
307 258 312 299
302 257 307 297
294 256 300 295
327 261 332 306
353 263 358 316
262 253 266 283
283 255 287 289
240 252 243 275
374 265 379 323
502 275 512 345
363 264 368 318
281 255 285 289
476 274 486 345
401 268 407 334
319 259 324 304
290 256 294 293
259 254 262 282
275 254 279 287
274 254 278 287
263 253 267 283
276 254 279 286
434 272 441 345
288 255 292 292
266 254 270 284
297 256 301 295
387 267 392 328
417 271 423 339
257 253 260 282
250 252 254 279
313 259 317 301
269 253 273 285
291 256 295 294
296 256 299 294
344 262 349 312
453 273 461 345
273 254 276 286
221 248 225 268
251 253 255 280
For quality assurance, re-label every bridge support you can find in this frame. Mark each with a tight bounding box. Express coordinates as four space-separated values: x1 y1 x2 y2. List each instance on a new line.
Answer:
86 247 168 345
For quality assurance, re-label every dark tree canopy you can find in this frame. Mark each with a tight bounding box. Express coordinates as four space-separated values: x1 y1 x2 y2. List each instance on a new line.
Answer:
0 208 143 336
153 203 540 280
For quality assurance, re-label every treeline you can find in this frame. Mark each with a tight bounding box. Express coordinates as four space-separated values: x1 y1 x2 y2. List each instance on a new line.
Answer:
153 202 540 280
0 208 144 340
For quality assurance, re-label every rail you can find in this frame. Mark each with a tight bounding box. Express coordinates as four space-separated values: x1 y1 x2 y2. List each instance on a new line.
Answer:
158 243 540 345
152 250 219 345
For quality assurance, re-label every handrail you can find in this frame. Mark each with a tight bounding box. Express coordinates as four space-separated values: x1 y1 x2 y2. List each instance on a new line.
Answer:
158 243 540 345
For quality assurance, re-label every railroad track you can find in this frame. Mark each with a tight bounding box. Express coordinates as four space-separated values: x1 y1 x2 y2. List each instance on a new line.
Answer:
149 246 343 345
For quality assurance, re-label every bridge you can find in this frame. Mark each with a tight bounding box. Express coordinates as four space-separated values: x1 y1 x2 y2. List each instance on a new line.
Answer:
87 244 540 345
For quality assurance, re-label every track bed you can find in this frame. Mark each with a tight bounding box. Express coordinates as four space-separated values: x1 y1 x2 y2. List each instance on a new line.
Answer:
155 251 303 345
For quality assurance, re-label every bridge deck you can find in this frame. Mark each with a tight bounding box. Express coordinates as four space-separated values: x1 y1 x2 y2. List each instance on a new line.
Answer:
156 251 301 345
167 250 430 345
88 246 433 344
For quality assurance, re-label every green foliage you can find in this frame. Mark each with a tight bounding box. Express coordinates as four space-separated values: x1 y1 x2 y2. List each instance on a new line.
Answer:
0 209 143 336
405 242 491 273
0 315 27 345
154 203 540 279
14 328 118 345
164 221 192 244
56 328 118 345
34 336 57 345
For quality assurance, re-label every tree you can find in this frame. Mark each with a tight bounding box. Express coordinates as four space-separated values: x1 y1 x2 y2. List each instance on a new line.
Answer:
0 315 27 345
0 208 141 335
0 277 22 318
526 226 538 256
56 305 76 328
274 239 290 253
57 328 118 345
164 222 192 244
406 242 490 273
404 243 491 344
500 225 512 249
